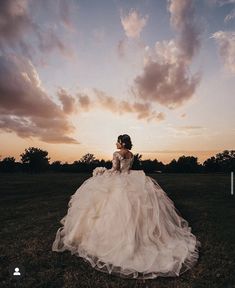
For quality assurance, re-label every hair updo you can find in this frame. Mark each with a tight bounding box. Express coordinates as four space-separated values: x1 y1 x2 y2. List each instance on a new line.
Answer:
117 134 133 150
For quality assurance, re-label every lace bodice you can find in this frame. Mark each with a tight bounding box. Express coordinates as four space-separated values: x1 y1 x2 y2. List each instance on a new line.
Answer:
92 151 134 177
109 151 134 173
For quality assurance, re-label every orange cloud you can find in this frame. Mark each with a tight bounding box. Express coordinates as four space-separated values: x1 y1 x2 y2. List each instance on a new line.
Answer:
57 88 77 114
93 89 165 122
77 93 91 112
57 87 165 123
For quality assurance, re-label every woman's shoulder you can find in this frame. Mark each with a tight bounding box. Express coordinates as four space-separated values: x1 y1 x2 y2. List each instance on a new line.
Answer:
114 150 134 159
113 151 122 157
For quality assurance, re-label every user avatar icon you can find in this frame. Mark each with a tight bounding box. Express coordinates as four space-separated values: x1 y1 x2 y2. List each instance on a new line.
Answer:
13 267 21 276
9 263 25 279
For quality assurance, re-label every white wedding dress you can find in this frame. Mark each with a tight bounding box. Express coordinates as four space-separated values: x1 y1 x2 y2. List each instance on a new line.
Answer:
52 151 201 279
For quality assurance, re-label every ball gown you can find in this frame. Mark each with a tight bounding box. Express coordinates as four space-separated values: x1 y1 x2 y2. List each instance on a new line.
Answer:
52 151 201 279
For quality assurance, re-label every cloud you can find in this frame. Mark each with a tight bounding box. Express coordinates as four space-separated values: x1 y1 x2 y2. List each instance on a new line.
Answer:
214 0 235 6
211 31 235 73
224 8 235 22
165 124 206 137
0 54 79 144
77 93 91 112
57 88 77 114
133 41 201 109
57 0 76 31
35 26 75 59
57 88 165 123
213 0 235 23
93 89 166 123
117 39 126 58
131 0 202 109
0 0 33 51
0 0 75 60
174 125 204 130
94 89 118 111
167 0 202 62
139 149 212 153
117 37 147 61
120 9 148 39
166 124 203 130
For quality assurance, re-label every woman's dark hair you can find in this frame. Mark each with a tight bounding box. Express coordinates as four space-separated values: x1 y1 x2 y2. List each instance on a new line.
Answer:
117 134 133 150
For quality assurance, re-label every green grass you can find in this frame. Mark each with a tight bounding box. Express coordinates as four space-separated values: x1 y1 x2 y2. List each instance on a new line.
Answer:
0 172 234 288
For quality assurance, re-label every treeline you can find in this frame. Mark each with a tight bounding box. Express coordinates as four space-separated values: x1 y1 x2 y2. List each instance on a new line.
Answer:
0 147 234 174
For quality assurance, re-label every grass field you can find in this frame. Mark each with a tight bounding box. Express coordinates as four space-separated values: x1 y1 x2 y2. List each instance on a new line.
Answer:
0 172 234 288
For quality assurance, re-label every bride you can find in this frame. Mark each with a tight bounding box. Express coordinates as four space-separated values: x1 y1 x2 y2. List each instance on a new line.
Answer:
52 134 201 279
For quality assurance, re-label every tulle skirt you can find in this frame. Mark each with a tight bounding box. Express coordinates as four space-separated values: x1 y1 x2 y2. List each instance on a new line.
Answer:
52 169 201 279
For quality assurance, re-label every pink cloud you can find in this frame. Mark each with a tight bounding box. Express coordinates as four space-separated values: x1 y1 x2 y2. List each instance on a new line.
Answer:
77 93 92 112
168 0 202 62
57 88 77 114
120 9 148 39
0 0 76 60
132 0 202 109
117 39 126 58
93 89 165 123
58 0 76 31
211 31 235 74
0 54 79 144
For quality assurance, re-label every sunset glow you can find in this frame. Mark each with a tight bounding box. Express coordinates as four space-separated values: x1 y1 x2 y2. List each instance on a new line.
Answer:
0 0 234 165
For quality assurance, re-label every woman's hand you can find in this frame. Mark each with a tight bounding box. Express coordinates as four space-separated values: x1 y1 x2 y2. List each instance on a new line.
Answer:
92 167 107 177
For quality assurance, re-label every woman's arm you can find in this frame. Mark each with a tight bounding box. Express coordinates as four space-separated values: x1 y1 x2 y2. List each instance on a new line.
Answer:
92 152 121 177
108 151 121 172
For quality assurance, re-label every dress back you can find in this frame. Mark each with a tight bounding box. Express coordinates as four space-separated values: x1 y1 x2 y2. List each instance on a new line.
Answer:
112 151 134 173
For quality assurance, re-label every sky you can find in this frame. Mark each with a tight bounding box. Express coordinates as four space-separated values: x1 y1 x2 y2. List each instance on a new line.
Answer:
0 0 235 165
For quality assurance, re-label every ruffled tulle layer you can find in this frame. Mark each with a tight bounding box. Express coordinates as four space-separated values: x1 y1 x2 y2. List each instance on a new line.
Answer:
52 170 201 279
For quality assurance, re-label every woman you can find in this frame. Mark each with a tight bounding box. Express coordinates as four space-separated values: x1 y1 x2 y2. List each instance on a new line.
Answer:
52 134 201 279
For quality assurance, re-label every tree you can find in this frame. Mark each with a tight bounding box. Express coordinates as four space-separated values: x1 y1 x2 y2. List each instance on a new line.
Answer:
203 156 220 172
177 155 200 172
141 159 155 173
0 157 16 172
165 159 178 172
164 156 200 173
79 153 96 164
78 153 96 173
203 150 235 172
152 159 165 172
215 150 235 172
50 161 62 172
20 147 50 173
132 153 143 170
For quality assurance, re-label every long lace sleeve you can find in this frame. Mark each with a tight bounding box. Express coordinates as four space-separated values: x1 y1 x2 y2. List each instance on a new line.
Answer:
108 151 121 172
92 152 121 177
